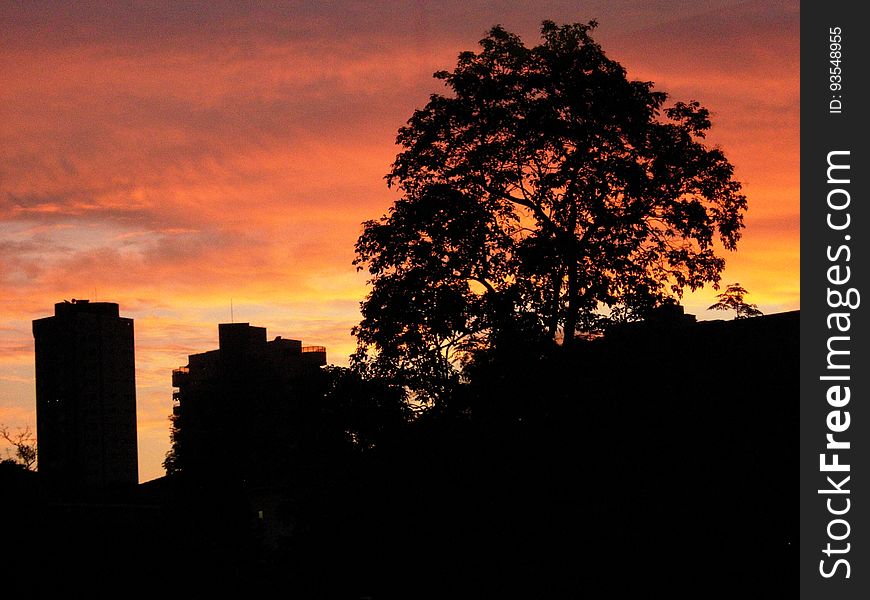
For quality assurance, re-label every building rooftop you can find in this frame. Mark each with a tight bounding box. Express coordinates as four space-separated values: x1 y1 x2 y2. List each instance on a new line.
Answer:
52 299 121 318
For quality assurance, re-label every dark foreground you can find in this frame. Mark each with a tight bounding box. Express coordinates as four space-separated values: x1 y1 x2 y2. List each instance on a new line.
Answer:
2 312 797 597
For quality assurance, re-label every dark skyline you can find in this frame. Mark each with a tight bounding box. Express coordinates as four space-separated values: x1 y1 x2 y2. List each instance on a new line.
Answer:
8 296 797 593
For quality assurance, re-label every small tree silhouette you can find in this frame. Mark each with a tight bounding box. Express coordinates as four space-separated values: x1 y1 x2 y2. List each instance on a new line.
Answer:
708 283 762 319
0 424 37 470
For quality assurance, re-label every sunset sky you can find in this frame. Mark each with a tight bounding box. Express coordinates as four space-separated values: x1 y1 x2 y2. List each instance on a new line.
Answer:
0 1 799 482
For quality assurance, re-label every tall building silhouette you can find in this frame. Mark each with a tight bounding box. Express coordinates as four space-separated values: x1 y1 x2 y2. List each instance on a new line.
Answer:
169 322 327 481
33 300 138 492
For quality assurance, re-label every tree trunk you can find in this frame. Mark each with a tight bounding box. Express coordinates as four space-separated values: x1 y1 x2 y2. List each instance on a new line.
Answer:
563 264 579 346
547 267 562 339
563 189 580 346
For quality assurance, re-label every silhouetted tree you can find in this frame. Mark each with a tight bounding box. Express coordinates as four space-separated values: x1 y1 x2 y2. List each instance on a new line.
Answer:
0 424 37 470
353 20 746 396
708 282 762 319
162 413 181 475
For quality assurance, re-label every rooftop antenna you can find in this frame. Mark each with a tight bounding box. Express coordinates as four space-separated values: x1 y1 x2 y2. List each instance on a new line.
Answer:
230 298 234 323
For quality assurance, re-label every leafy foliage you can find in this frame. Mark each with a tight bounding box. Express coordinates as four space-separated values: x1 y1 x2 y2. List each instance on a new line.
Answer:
353 21 747 396
708 283 763 319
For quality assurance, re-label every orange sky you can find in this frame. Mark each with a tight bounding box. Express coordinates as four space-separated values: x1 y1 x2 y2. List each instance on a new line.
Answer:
0 1 799 482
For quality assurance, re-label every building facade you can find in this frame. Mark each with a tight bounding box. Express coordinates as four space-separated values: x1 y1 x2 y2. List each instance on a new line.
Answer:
33 300 139 493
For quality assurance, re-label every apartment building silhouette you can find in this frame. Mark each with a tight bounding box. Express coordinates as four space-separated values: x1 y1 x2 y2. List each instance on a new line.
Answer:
169 322 327 482
33 300 138 493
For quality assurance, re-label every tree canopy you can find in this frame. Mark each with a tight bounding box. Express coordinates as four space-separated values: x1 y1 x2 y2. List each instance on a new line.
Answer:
708 283 762 319
353 20 747 396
